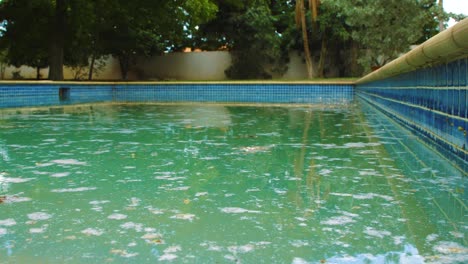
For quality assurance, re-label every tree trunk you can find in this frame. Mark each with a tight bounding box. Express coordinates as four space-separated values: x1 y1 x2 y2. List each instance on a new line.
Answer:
48 0 66 81
119 54 129 80
299 1 313 79
88 53 96 80
350 40 359 77
317 34 327 78
438 0 445 31
36 67 41 80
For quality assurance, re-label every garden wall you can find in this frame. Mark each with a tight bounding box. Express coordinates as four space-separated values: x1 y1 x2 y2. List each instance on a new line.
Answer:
0 52 309 81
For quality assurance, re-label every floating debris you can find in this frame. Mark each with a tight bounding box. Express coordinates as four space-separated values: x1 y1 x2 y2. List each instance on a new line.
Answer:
220 207 262 214
50 172 71 178
27 212 52 221
52 159 87 165
320 216 356 226
0 218 17 226
51 187 97 193
108 213 128 220
0 195 32 203
0 175 34 183
238 145 275 153
120 222 144 232
81 228 104 236
170 214 196 221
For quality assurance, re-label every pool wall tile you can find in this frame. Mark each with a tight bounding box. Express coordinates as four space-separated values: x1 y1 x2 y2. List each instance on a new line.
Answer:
0 83 354 108
356 57 468 169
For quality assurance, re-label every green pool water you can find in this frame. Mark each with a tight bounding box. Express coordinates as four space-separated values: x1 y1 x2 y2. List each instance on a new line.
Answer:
0 102 466 264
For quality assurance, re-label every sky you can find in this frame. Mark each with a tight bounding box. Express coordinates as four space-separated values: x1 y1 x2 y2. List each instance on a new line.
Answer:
444 0 468 27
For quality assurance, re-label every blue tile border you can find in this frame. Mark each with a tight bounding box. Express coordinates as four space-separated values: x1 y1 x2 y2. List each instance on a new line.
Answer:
356 57 468 169
0 83 354 108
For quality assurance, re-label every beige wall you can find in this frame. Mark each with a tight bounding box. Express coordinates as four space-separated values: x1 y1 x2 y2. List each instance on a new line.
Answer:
0 51 309 81
137 51 309 80
0 56 132 80
136 51 232 81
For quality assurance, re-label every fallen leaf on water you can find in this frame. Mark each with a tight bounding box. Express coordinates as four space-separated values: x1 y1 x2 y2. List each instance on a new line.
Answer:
183 199 190 205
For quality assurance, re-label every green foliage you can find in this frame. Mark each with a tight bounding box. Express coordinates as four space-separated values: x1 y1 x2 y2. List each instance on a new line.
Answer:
0 0 219 80
0 0 51 71
323 0 440 72
0 0 452 79
225 1 284 79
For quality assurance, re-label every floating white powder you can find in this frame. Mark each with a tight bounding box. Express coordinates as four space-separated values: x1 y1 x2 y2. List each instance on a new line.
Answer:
27 212 52 221
108 213 128 220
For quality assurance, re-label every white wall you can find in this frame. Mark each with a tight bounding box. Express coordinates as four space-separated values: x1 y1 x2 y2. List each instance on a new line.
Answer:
0 51 309 81
136 51 232 81
0 56 131 80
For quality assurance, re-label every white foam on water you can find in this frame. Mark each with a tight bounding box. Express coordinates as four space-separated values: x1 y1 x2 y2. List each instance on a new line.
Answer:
155 175 186 181
159 254 178 261
29 226 48 234
228 244 255 254
147 206 165 215
141 233 162 240
89 200 110 205
0 176 34 183
220 207 262 214
164 245 181 254
352 193 394 201
343 142 381 148
0 219 17 226
0 147 10 161
433 241 468 254
274 188 287 195
27 212 52 221
3 196 32 203
120 222 144 232
170 214 196 221
364 227 392 238
330 192 353 197
292 257 310 264
52 159 87 165
167 186 190 191
195 192 208 197
35 162 54 167
51 187 97 193
319 169 332 175
393 236 405 245
321 216 356 226
51 172 71 178
200 242 223 252
290 240 309 248
108 213 128 220
0 228 7 235
450 231 464 238
81 228 104 236
128 197 141 207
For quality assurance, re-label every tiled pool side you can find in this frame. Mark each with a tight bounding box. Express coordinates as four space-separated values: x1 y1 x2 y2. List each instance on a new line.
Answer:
0 83 353 108
356 57 468 171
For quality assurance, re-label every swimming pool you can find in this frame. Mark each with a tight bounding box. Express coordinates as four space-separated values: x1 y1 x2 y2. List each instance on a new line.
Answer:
0 101 465 263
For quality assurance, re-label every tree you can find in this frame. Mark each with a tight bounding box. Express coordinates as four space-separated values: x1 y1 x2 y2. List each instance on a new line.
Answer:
0 0 51 79
329 0 432 72
97 0 217 79
0 0 218 80
294 0 319 79
48 0 66 80
225 0 284 79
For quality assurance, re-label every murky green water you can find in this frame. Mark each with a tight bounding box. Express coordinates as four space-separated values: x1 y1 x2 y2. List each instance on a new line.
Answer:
0 102 466 264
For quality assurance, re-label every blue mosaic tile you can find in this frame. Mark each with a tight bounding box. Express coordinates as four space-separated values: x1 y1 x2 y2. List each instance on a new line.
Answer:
356 57 468 167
